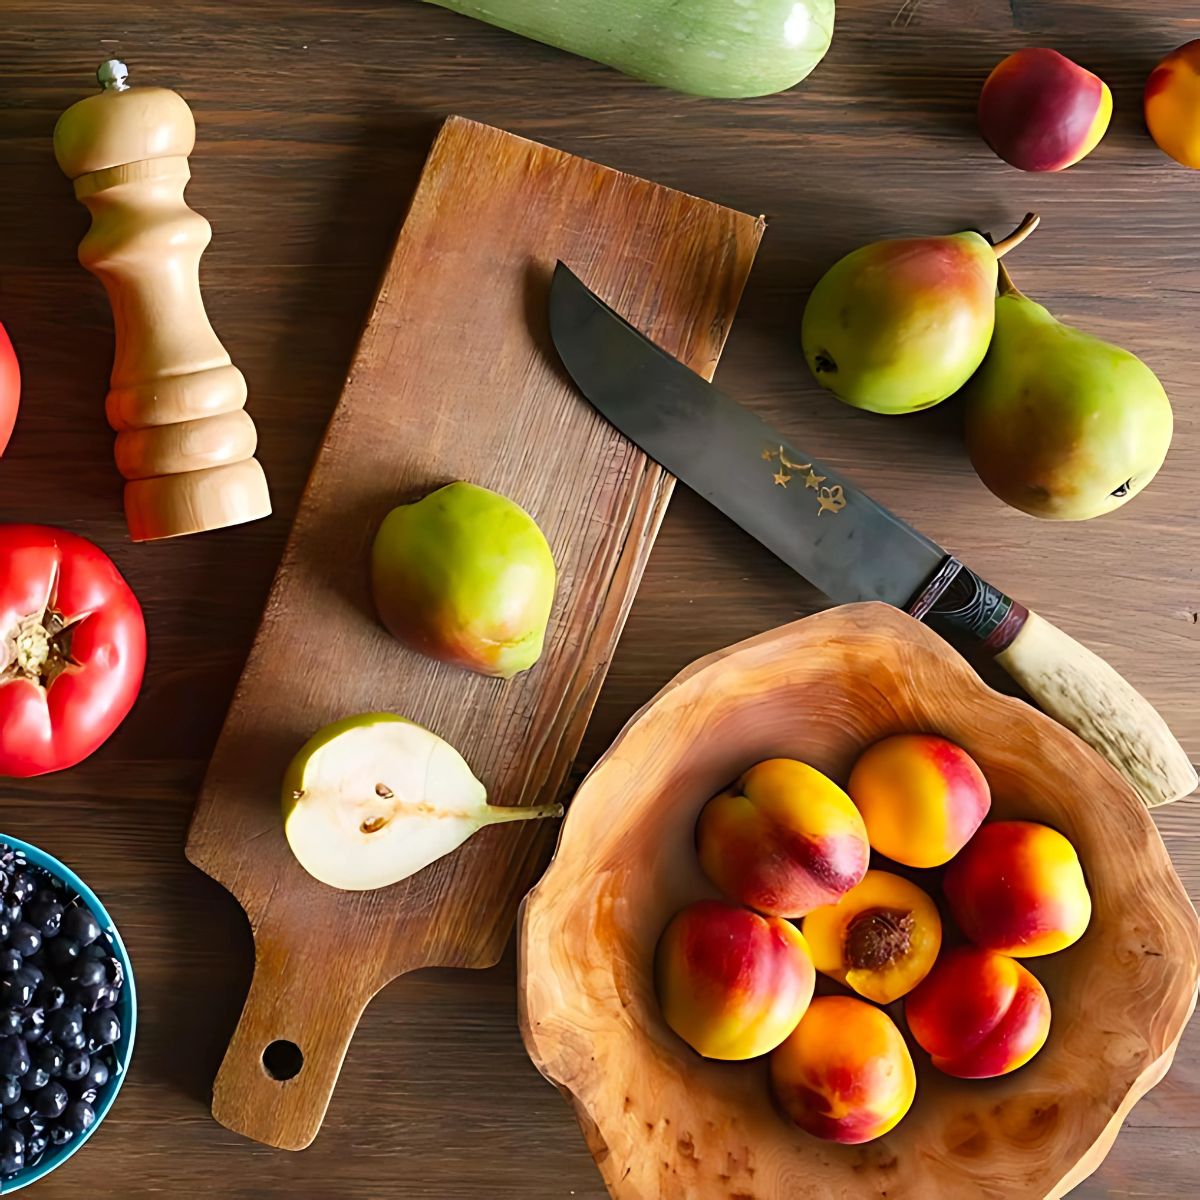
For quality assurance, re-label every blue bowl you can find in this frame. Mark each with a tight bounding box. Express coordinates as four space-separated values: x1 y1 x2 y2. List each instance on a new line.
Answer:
0 833 136 1193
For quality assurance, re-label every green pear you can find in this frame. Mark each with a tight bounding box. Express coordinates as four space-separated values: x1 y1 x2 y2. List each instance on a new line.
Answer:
281 713 562 891
371 482 556 679
964 265 1174 520
802 215 1040 415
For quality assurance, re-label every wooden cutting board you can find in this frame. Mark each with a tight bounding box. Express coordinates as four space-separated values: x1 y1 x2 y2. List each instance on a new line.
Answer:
186 115 764 1151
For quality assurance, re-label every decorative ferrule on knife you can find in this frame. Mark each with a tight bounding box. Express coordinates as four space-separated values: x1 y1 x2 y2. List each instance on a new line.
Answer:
908 559 1029 655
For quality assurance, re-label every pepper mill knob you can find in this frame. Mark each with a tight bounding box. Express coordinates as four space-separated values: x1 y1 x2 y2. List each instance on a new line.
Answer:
54 61 271 542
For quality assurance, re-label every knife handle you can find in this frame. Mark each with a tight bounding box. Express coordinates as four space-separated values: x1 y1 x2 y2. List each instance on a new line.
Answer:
915 562 1197 808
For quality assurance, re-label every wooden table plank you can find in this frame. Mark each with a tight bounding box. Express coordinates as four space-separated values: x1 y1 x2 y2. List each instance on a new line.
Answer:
0 1 1195 1196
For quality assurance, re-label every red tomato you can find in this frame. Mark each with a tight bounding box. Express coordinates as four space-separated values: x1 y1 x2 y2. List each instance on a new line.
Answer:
0 322 18 456
0 525 146 777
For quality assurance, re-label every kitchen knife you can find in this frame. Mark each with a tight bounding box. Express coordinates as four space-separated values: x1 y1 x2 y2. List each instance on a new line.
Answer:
549 262 1197 808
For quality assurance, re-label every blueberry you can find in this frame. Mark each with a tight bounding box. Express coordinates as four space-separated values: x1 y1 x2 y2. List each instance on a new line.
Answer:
46 939 79 970
77 1086 99 1104
9 923 41 959
33 1044 63 1078
68 959 106 989
46 1007 83 1046
59 1028 86 1052
0 1037 29 1079
0 1078 19 1106
75 982 113 1012
0 950 20 976
20 1065 49 1092
61 1049 89 1083
0 971 36 1009
81 941 107 962
34 983 64 1013
0 918 10 942
2 1097 31 1123
61 909 100 947
25 1129 46 1162
32 1081 67 1119
48 1123 72 1146
62 1099 95 1135
17 1115 45 1138
8 873 36 904
84 1011 119 1048
23 898 62 939
83 1057 108 1091
0 1011 21 1039
24 1011 45 1050
1 902 22 927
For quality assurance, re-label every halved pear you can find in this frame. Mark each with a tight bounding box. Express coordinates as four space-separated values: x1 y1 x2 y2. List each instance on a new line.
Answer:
281 713 562 891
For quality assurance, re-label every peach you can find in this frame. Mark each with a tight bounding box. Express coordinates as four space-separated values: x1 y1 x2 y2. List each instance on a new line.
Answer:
802 870 942 1004
1145 41 1200 169
906 947 1052 1079
848 734 990 868
770 996 916 1144
978 48 1112 172
696 759 869 918
944 820 1092 957
654 900 815 1061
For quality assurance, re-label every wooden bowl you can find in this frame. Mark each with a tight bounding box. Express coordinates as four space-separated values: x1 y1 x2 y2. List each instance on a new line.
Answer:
518 603 1199 1199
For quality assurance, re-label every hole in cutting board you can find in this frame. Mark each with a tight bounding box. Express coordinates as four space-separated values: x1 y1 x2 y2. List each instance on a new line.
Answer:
262 1040 304 1081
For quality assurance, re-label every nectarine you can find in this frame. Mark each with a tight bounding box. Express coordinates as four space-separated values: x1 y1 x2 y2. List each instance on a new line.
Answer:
906 946 1052 1078
770 996 916 1144
696 759 869 918
654 900 815 1061
945 820 1092 957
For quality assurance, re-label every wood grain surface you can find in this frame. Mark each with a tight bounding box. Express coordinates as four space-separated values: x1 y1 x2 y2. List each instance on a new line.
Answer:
186 113 761 1151
520 604 1199 1199
0 0 1196 1196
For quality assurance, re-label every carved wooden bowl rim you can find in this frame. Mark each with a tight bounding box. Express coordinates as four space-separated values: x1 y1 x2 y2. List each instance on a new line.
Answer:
517 602 1199 1200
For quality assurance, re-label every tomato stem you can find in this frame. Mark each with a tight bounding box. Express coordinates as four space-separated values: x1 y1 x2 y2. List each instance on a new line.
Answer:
4 612 76 688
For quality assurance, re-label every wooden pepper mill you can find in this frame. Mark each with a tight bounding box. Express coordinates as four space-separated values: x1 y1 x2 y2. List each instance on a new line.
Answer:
54 60 271 541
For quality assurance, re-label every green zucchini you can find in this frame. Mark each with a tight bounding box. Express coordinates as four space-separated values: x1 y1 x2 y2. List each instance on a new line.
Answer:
424 0 836 99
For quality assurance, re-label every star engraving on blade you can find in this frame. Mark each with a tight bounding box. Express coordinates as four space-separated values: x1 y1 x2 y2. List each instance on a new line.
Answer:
763 446 844 516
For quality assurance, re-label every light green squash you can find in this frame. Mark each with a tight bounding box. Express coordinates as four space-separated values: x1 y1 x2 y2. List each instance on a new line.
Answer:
424 0 836 99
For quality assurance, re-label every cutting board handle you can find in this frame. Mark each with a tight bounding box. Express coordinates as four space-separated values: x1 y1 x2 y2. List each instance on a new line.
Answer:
211 919 395 1151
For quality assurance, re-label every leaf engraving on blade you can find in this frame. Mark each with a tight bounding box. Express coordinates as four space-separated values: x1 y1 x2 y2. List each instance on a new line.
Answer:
280 714 562 891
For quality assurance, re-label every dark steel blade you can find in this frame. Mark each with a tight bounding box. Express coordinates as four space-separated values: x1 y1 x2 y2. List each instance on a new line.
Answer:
548 262 947 610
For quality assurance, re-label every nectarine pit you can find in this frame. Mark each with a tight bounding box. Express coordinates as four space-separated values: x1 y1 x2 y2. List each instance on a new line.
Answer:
844 907 914 971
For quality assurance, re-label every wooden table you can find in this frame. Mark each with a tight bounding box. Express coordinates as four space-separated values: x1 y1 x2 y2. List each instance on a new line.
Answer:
1 1 1195 1195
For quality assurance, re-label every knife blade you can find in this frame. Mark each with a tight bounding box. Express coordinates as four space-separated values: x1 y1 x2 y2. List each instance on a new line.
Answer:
549 262 1196 808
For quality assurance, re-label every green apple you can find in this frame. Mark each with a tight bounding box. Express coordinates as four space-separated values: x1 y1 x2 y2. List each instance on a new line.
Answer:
370 482 556 679
281 713 561 891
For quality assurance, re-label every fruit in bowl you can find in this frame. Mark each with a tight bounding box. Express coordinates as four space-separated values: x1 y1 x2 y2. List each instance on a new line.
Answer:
945 820 1092 956
0 835 134 1189
519 606 1199 1198
696 759 868 917
906 946 1052 1079
654 900 815 1060
769 995 916 1144
802 870 941 1003
848 733 990 867
978 49 1112 171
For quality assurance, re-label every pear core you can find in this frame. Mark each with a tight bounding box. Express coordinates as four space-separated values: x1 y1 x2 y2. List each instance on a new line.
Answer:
281 713 561 891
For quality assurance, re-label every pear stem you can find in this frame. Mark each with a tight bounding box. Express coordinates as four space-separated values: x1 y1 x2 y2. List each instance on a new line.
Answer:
482 802 564 825
992 212 1040 259
996 261 1024 298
